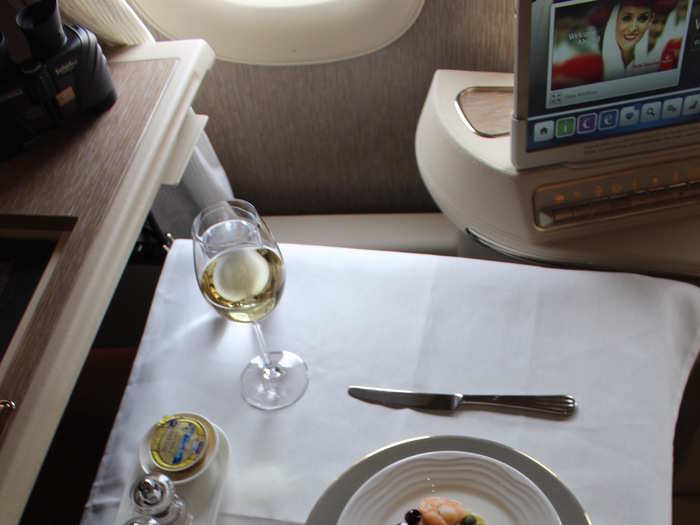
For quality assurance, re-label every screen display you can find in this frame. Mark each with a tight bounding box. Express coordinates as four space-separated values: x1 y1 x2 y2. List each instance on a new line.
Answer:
527 0 700 151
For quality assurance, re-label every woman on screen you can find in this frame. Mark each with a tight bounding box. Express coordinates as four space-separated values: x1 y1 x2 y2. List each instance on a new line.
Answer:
550 12 604 89
647 0 688 69
602 0 655 80
648 7 671 52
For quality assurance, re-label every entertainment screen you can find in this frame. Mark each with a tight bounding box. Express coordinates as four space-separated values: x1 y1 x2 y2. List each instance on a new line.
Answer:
527 0 700 151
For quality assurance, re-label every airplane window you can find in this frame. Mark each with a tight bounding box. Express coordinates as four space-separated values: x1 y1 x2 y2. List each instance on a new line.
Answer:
128 0 424 65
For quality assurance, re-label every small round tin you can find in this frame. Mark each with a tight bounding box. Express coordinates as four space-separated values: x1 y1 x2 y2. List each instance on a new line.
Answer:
140 413 218 484
150 414 208 472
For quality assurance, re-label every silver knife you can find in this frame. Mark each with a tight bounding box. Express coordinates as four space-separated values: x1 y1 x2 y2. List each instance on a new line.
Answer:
348 386 576 417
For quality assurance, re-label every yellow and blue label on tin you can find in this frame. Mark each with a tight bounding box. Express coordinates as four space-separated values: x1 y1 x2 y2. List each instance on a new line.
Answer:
150 414 209 473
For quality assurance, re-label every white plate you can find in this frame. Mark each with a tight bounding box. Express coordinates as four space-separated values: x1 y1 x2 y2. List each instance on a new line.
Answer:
306 435 588 525
338 450 560 525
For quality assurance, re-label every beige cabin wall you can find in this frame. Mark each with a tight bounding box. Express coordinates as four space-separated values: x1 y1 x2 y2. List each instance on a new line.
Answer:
185 0 515 215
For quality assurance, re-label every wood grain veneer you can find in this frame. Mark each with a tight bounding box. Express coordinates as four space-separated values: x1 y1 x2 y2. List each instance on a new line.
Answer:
0 58 177 445
458 88 514 137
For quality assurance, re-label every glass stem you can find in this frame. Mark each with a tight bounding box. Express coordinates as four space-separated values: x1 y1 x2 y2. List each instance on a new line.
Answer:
253 322 282 380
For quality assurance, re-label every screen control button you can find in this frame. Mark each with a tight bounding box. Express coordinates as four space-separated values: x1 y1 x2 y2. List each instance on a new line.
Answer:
641 101 661 123
577 113 597 134
555 116 576 138
683 94 700 116
598 109 619 130
620 106 639 126
533 121 554 142
662 97 683 119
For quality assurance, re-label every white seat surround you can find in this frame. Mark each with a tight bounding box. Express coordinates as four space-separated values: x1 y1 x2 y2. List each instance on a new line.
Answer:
129 0 425 65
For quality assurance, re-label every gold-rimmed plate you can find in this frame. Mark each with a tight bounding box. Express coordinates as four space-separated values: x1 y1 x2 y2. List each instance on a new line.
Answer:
305 435 590 525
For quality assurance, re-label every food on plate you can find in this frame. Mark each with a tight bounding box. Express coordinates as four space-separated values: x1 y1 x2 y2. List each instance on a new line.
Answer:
396 496 485 525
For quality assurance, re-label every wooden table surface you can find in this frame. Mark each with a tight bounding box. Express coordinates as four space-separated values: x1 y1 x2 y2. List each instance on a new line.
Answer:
0 40 214 524
0 58 176 432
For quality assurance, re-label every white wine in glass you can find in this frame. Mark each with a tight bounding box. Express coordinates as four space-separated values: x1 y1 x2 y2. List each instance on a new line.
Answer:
199 246 284 323
192 199 308 410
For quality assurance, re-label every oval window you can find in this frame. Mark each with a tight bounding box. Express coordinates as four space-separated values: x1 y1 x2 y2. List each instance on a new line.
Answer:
129 0 425 65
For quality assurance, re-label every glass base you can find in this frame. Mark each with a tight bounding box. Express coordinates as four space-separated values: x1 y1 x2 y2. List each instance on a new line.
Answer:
240 351 309 410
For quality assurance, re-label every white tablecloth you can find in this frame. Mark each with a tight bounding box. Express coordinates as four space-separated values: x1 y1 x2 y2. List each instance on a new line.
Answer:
81 241 700 525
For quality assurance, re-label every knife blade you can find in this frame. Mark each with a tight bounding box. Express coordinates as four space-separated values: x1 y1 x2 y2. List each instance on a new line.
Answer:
348 386 576 416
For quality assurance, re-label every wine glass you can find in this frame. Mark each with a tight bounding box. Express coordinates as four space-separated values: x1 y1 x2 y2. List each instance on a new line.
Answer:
192 199 308 410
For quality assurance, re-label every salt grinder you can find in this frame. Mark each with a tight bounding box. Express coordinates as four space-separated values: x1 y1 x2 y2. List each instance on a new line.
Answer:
126 474 191 525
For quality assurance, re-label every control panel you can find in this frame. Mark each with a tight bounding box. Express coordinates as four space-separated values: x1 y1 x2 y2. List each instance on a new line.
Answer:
534 160 700 229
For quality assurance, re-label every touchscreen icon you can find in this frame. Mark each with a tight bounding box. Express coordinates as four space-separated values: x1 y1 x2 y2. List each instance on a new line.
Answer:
662 98 683 119
683 94 700 116
555 116 576 138
620 106 639 126
577 113 597 134
598 109 619 130
534 121 554 142
641 102 661 123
